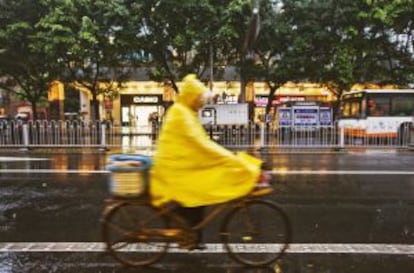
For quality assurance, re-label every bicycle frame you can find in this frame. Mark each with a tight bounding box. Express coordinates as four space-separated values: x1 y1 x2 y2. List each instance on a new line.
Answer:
191 188 273 231
101 187 274 239
101 186 291 267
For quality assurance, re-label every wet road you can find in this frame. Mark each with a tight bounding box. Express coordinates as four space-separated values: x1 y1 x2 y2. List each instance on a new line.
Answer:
0 150 414 272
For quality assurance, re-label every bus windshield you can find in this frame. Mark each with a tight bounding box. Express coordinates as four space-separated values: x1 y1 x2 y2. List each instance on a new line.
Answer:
340 99 362 118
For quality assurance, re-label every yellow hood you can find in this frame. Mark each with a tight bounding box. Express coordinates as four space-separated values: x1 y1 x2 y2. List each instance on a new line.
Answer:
176 74 207 110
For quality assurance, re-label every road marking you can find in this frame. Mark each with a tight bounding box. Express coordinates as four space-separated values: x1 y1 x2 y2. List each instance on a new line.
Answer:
0 169 413 175
269 170 414 175
0 169 109 174
0 243 413 254
0 156 49 162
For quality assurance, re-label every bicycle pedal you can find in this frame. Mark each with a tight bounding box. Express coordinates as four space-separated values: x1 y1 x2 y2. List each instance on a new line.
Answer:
177 242 195 250
161 229 181 237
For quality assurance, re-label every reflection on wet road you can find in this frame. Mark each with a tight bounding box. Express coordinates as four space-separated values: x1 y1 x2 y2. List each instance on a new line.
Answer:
0 151 413 272
0 252 413 273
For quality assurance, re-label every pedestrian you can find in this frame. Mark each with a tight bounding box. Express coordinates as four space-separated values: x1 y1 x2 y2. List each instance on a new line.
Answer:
148 112 159 140
150 74 268 250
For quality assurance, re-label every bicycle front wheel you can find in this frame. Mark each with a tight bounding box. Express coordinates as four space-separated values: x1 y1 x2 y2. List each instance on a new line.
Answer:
101 201 169 266
221 200 291 266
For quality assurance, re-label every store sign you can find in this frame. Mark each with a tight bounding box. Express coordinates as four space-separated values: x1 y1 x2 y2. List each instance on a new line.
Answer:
254 95 268 107
133 96 159 104
121 94 163 106
278 108 292 126
293 108 318 126
272 96 305 105
319 107 332 126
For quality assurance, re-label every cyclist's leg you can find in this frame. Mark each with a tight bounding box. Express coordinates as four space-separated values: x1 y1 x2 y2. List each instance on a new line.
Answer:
173 206 206 249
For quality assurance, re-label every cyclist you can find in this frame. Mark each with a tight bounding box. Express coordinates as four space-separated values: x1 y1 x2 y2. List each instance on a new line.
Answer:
150 74 269 250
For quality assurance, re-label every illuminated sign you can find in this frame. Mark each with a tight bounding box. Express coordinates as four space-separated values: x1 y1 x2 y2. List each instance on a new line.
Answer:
278 108 291 126
121 94 162 105
133 96 159 103
293 108 318 126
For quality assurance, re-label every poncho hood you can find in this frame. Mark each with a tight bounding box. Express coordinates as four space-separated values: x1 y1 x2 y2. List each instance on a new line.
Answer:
175 74 207 110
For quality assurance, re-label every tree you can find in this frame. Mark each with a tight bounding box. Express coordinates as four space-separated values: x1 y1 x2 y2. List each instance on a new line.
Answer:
34 0 144 120
218 0 262 103
253 0 302 114
253 0 414 116
0 0 60 119
290 0 413 89
138 0 229 92
361 0 414 85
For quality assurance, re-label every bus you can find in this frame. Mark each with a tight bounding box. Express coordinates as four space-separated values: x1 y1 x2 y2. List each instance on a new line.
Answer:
338 89 414 141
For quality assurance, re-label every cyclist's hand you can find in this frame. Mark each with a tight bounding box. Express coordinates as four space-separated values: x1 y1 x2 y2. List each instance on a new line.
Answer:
256 171 272 189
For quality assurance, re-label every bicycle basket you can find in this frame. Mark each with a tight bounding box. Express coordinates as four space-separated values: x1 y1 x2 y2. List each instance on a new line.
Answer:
106 154 152 197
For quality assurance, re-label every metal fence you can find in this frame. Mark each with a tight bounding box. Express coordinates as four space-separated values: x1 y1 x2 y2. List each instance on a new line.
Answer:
0 120 107 147
203 122 413 149
0 120 412 150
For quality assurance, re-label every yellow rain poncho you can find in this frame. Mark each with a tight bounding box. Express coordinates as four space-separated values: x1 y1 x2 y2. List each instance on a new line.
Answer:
150 74 262 207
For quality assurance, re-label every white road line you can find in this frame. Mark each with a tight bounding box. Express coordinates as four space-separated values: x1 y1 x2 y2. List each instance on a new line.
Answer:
0 169 108 174
269 170 414 175
0 156 49 162
0 243 413 254
0 169 413 175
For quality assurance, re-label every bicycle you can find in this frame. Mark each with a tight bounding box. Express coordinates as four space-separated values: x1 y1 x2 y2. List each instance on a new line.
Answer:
101 186 291 267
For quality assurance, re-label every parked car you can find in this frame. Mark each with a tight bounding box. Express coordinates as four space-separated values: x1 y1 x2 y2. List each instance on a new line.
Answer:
15 112 30 122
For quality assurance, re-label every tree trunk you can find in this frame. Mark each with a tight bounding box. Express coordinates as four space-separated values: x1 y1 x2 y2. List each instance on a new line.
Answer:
91 92 100 121
265 85 278 115
30 101 37 120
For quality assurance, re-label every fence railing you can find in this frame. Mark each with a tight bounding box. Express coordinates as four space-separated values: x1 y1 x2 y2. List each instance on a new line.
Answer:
0 120 412 150
203 122 413 149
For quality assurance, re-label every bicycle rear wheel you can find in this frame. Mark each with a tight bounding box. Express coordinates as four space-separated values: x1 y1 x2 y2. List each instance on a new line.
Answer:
101 201 170 266
221 200 291 266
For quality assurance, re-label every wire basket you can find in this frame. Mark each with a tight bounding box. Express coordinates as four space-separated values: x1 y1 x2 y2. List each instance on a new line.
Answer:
106 154 152 197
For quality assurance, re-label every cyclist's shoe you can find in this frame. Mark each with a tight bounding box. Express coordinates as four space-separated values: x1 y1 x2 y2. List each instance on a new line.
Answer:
177 231 197 250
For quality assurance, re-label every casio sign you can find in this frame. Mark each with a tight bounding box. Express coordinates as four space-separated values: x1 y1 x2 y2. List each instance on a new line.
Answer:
133 96 159 103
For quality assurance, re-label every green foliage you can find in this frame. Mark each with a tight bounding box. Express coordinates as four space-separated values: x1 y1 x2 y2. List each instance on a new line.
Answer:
1 0 413 119
33 0 143 120
0 0 60 118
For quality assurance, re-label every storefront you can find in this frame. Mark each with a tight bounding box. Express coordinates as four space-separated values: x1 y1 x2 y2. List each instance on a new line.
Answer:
120 94 164 127
254 95 269 123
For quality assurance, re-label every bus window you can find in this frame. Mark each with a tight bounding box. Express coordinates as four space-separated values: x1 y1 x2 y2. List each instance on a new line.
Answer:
341 101 361 118
390 96 414 116
367 97 389 116
350 101 361 117
342 102 350 117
